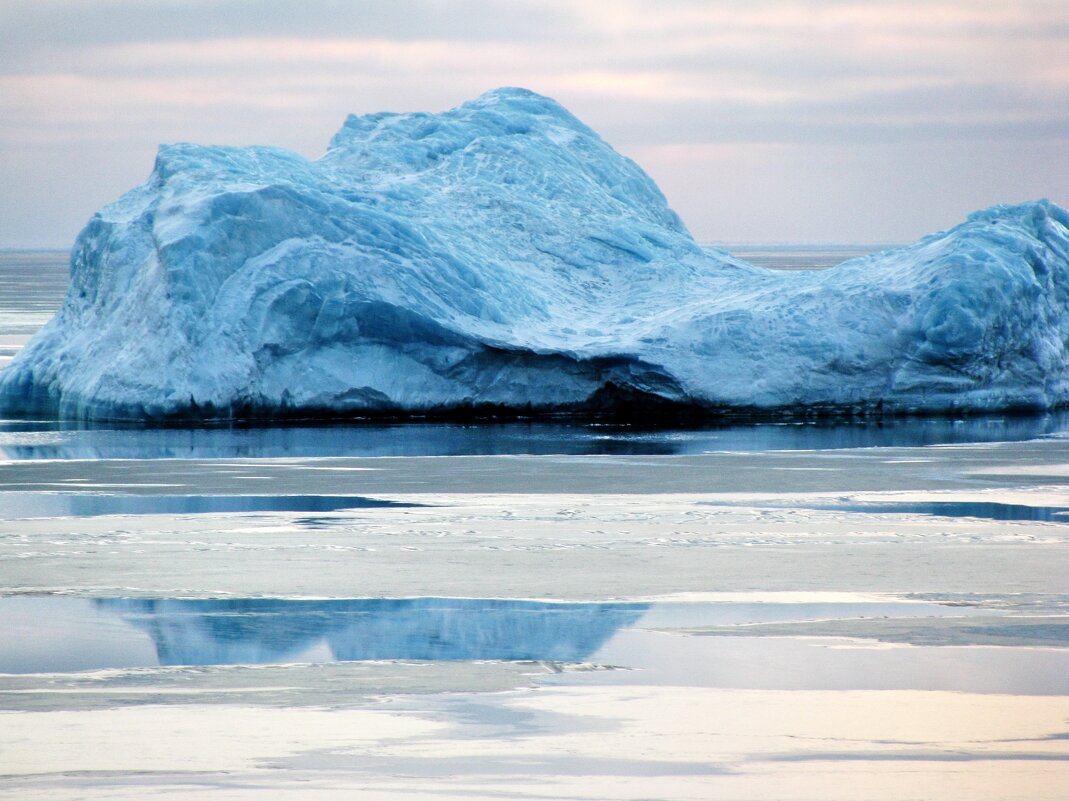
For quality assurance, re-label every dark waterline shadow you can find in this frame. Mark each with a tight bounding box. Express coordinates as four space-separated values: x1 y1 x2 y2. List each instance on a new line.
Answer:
3 413 1069 460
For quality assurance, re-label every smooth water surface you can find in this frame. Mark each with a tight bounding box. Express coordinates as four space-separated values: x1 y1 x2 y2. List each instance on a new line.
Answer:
0 251 68 338
0 596 645 671
703 499 1069 524
0 493 419 519
0 595 981 671
816 500 1069 523
2 595 1065 696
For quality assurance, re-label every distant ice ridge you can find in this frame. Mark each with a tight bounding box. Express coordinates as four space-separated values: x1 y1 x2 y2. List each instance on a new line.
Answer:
3 87 1069 421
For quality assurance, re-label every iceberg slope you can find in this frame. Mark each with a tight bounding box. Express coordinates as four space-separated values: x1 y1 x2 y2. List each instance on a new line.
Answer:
2 87 1069 420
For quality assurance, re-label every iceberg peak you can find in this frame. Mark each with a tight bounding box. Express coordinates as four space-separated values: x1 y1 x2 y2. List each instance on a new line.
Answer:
2 90 1069 422
328 86 590 159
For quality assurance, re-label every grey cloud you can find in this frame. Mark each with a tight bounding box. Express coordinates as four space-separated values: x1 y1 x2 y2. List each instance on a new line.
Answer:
0 0 581 57
1 0 1067 245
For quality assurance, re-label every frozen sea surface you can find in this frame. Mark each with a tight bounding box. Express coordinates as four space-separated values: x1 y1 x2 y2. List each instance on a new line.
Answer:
2 249 1068 800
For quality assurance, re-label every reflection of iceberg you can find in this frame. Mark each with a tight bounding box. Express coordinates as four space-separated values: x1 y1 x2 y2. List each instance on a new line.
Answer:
4 88 1069 421
95 598 648 665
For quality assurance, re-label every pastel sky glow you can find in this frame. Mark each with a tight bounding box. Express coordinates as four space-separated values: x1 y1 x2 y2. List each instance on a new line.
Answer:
2 0 1067 246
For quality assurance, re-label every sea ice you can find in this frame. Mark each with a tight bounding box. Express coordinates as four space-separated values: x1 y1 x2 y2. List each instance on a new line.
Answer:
3 87 1068 420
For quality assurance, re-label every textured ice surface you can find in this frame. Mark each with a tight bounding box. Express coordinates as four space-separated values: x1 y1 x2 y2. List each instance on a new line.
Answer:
3 87 1069 420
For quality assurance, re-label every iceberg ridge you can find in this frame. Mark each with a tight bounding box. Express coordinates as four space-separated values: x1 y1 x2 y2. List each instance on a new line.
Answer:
3 87 1069 421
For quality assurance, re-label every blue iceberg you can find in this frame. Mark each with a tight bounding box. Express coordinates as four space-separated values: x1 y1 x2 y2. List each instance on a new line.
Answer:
3 87 1069 421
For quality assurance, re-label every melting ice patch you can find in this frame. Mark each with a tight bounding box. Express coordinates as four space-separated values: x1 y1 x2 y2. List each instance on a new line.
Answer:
2 88 1069 420
0 493 418 519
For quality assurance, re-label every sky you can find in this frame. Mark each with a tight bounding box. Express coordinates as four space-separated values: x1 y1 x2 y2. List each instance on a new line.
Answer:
1 0 1067 248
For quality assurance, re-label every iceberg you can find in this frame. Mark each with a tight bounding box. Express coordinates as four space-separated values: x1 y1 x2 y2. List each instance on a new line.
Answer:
3 87 1069 421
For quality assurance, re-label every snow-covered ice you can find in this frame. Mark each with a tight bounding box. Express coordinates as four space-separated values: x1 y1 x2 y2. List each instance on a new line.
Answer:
3 87 1069 420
